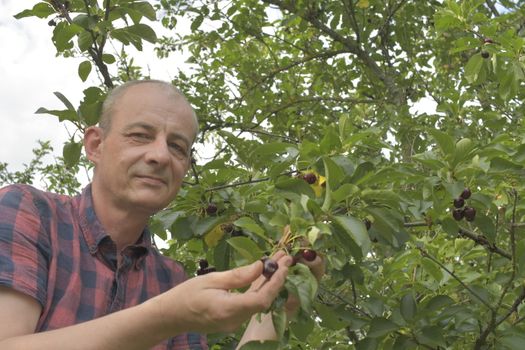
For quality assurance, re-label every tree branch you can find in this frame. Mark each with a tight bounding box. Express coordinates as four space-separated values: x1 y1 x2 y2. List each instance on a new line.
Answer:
458 227 511 260
485 0 500 17
418 247 495 311
261 0 404 104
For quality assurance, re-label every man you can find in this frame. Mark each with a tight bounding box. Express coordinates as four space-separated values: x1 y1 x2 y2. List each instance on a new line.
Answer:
0 80 322 349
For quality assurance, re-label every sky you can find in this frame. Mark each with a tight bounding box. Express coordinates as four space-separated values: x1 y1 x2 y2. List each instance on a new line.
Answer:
0 0 184 180
0 0 83 173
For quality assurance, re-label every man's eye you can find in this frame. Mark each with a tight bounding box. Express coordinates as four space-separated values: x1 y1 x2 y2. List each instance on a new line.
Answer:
129 133 151 140
169 143 187 155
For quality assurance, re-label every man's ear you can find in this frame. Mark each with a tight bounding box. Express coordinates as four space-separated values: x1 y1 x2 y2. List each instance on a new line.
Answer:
84 126 103 165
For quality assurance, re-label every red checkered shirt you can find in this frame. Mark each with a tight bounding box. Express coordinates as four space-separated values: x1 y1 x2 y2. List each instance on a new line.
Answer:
0 184 207 349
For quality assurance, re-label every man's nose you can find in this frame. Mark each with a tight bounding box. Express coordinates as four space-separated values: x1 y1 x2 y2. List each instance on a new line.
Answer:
144 138 170 165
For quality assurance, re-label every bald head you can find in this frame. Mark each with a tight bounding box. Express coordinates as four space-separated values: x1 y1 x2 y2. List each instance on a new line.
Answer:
98 80 199 141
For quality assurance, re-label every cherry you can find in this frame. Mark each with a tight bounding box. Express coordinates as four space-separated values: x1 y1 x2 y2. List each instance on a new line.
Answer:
452 208 464 221
460 188 472 200
464 207 476 221
453 197 465 208
231 229 245 237
198 259 209 269
481 51 490 59
364 218 372 231
261 257 279 279
303 173 317 184
301 249 317 262
483 38 494 44
205 203 218 215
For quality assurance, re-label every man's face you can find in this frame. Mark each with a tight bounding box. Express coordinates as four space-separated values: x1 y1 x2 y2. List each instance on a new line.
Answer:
90 83 197 214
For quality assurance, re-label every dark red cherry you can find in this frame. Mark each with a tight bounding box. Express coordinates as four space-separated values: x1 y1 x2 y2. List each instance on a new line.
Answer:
460 188 472 200
303 173 317 184
453 197 465 208
452 209 464 221
301 249 317 262
261 257 279 279
464 207 476 221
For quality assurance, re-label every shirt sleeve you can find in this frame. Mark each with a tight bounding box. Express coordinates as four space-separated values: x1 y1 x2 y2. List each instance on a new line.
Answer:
0 185 50 307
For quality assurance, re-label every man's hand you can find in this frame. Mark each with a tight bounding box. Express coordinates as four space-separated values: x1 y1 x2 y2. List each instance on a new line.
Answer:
147 253 294 337
236 250 325 348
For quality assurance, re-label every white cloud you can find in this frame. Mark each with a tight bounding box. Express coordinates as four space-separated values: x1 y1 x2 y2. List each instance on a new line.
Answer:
0 0 82 172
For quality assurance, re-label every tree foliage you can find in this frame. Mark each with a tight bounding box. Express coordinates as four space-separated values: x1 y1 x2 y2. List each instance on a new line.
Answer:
8 0 525 348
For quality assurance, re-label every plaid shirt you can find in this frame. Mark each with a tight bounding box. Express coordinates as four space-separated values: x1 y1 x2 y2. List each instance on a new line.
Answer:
0 184 207 349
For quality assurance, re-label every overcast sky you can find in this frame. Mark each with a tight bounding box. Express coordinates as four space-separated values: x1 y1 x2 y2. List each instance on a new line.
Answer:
0 0 82 173
0 0 185 180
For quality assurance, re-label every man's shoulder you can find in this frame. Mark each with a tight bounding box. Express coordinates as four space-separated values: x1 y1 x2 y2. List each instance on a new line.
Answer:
0 184 73 212
0 184 44 205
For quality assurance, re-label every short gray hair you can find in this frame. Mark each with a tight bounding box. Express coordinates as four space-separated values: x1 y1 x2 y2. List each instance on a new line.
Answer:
98 79 199 140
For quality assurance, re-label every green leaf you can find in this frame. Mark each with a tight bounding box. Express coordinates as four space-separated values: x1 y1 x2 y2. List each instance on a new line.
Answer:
421 257 443 282
77 31 93 52
315 303 347 330
356 337 379 350
400 293 417 322
271 308 286 339
191 15 204 31
424 295 455 312
323 156 345 191
53 91 75 111
440 216 460 236
428 129 455 160
286 264 318 314
433 10 462 34
499 331 525 350
35 107 77 122
52 22 83 52
233 217 267 242
78 61 92 82
170 217 194 240
193 216 226 237
289 314 315 341
367 317 399 338
417 326 446 347
111 24 157 50
275 176 315 198
464 53 484 83
62 141 82 168
127 1 157 21
452 138 476 166
332 215 371 257
102 54 116 64
490 157 523 173
226 236 263 264
14 3 54 19
127 23 157 43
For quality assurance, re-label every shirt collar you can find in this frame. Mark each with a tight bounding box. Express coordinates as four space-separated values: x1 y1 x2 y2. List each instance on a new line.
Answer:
77 184 153 255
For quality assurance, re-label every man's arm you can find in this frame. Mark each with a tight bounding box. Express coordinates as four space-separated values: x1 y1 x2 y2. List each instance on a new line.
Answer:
0 286 40 339
0 256 292 350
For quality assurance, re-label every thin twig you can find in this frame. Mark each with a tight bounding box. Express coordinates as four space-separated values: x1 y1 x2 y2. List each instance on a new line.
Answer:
418 247 495 311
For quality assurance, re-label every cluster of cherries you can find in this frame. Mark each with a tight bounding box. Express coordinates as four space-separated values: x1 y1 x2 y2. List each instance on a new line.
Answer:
197 249 317 279
452 188 476 222
261 248 317 279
